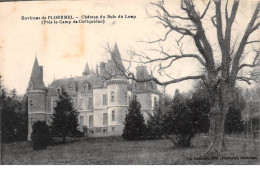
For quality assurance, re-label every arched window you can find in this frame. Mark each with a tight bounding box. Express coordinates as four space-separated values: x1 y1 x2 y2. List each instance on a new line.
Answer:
154 96 158 106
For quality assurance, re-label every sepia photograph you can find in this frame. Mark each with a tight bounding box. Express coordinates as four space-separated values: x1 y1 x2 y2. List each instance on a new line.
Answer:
0 0 260 165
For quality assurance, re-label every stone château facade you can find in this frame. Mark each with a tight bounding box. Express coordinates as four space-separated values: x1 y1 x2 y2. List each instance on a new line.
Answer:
27 44 162 140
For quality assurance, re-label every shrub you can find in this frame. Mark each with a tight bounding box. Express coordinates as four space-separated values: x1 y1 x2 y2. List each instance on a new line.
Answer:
31 121 51 150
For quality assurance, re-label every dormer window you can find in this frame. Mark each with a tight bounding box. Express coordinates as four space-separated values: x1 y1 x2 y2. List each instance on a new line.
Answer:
111 92 115 102
83 85 87 92
83 82 91 92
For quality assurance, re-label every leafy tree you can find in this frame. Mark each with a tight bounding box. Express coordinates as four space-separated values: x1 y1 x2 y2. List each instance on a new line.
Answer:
51 89 79 142
187 94 210 134
31 121 51 150
0 77 28 143
1 91 28 143
122 95 147 140
187 82 211 134
245 116 260 135
1 89 20 143
189 82 245 135
1 90 15 142
164 90 198 147
225 104 244 135
147 100 165 139
16 96 28 141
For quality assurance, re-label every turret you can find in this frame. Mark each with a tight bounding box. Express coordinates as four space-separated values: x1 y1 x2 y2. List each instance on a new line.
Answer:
82 63 91 76
105 44 130 133
105 43 126 79
27 57 47 140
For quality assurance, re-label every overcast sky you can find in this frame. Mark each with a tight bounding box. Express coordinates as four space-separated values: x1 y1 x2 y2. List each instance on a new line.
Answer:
0 0 258 96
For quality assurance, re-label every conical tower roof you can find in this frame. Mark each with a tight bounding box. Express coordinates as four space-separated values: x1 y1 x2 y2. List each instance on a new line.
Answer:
82 63 91 76
27 57 45 90
111 43 126 72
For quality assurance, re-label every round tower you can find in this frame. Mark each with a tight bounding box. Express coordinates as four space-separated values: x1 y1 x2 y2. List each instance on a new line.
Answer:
27 57 47 140
107 79 130 135
105 43 130 135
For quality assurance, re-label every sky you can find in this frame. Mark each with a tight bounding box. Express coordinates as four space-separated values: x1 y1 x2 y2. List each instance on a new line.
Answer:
0 0 259 96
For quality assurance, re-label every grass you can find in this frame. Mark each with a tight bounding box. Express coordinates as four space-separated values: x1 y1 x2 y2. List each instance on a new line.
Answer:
1 135 260 165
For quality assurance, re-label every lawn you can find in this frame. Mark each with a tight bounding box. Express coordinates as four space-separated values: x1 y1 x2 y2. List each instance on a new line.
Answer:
1 135 260 165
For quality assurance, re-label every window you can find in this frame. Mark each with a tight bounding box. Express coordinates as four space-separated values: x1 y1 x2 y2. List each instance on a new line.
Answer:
112 127 115 132
88 97 93 110
30 99 33 106
83 85 87 92
80 116 84 127
103 94 107 105
112 111 115 121
89 115 93 127
125 92 127 101
103 128 107 133
154 97 158 106
79 98 83 110
111 92 114 102
103 113 108 125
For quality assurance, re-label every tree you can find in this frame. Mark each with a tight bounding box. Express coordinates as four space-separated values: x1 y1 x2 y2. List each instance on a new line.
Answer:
16 96 28 141
51 89 79 143
225 88 245 134
188 89 210 134
108 0 260 155
31 121 51 150
147 100 165 139
1 91 28 142
0 77 28 143
163 90 199 147
1 90 18 143
122 95 147 140
225 103 244 135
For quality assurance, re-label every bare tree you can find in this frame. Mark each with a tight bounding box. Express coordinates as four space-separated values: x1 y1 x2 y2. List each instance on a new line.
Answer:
105 0 260 155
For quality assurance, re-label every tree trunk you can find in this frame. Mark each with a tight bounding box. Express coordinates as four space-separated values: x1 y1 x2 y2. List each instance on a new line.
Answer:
205 111 227 155
204 83 232 156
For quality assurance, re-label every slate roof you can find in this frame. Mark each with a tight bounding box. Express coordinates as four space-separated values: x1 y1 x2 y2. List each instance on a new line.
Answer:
48 72 104 94
27 57 45 90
